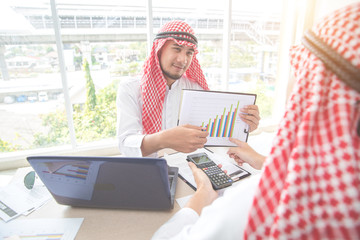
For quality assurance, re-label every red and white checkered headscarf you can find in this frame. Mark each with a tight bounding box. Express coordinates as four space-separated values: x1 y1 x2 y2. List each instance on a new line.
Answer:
245 3 360 239
141 20 209 134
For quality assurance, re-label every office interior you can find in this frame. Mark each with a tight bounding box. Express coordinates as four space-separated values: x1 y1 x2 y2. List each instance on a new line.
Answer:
1 0 358 170
0 0 358 238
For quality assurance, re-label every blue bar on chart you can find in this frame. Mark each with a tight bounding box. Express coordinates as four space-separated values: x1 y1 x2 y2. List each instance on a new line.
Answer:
201 101 240 138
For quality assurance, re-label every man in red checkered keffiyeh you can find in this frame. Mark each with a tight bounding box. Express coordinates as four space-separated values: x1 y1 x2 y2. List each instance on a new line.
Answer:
117 20 210 157
243 3 360 238
117 20 261 156
141 20 209 134
152 3 360 239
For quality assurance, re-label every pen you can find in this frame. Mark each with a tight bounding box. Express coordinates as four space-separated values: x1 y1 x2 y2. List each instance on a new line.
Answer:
229 169 243 177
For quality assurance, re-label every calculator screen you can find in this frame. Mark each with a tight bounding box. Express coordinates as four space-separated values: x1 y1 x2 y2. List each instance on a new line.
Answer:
192 155 211 164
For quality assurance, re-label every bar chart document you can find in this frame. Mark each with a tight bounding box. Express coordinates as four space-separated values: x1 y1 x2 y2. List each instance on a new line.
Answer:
178 89 256 146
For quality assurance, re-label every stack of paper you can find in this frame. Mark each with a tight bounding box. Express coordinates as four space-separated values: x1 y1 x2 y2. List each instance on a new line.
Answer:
0 167 51 222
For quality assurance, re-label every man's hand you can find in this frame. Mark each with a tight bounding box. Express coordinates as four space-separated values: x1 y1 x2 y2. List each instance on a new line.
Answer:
189 162 213 190
163 124 209 153
185 162 218 215
141 124 208 156
227 138 265 170
239 105 260 132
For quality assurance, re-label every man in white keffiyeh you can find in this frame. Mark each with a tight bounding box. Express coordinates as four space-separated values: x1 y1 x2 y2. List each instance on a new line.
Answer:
117 20 260 157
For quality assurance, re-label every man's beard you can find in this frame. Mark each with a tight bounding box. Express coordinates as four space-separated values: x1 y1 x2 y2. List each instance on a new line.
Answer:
161 67 183 81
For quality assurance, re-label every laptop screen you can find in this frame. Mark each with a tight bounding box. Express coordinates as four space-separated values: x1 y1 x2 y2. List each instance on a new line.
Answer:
27 156 178 210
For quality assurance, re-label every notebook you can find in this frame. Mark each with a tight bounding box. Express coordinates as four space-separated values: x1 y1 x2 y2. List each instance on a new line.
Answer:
26 156 178 210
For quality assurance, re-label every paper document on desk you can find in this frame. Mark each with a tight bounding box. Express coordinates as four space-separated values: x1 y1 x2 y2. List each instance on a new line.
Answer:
164 148 250 190
0 167 51 222
0 218 83 240
178 89 256 146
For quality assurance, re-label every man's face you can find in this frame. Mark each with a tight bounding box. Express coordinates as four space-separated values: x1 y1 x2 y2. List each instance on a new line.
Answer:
158 40 195 85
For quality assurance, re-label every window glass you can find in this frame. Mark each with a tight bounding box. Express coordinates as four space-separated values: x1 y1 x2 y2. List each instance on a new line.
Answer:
153 0 225 91
0 0 282 156
55 1 147 145
230 0 282 119
0 1 147 153
153 0 282 120
0 2 69 152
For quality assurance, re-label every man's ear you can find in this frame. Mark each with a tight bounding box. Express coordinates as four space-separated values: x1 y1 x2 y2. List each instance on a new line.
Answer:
157 48 162 60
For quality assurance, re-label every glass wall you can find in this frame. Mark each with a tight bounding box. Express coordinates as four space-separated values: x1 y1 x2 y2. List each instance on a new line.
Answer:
0 0 283 162
229 0 282 119
1 2 66 153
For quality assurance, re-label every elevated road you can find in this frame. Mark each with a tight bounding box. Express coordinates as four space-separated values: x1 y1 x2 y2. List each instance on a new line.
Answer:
0 29 225 45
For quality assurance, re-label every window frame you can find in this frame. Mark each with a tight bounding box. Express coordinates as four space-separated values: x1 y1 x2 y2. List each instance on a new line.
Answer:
0 0 313 170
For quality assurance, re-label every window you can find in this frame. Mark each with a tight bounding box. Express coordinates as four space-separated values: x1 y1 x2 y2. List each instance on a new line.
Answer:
28 16 45 29
208 19 221 29
227 1 283 120
76 16 91 28
135 17 147 28
121 16 135 28
92 16 106 28
107 16 121 28
60 15 75 28
1 0 329 169
197 19 208 28
153 17 161 28
44 16 54 29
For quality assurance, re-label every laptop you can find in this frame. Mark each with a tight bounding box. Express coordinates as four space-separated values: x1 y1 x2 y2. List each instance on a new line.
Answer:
27 156 179 210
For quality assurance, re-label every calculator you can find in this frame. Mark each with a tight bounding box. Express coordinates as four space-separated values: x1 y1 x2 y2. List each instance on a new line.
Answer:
186 152 233 190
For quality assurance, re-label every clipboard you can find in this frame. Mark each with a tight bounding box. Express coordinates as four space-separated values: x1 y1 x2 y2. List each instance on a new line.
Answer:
177 89 257 146
163 148 251 191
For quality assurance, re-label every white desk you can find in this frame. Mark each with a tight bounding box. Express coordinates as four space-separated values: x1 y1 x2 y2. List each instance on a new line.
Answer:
3 141 269 239
23 178 194 240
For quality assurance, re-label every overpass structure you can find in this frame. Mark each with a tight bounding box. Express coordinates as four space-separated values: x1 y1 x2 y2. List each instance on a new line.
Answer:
0 2 280 101
0 2 280 45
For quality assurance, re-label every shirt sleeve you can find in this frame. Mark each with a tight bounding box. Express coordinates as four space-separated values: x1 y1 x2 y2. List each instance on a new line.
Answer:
151 208 199 240
116 77 204 157
152 174 261 240
116 79 145 157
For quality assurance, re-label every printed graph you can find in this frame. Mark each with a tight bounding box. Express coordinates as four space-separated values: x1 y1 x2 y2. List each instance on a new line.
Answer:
202 101 240 138
178 90 256 146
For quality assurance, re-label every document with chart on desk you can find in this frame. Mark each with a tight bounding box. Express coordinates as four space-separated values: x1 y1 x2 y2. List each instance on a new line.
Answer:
178 89 256 146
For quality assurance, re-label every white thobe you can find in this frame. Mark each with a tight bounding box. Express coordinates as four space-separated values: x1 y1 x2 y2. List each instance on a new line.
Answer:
116 76 204 157
151 174 261 240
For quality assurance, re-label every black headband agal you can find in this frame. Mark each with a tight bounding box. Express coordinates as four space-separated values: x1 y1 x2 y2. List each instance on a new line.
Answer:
302 29 360 137
154 31 198 46
302 30 360 93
